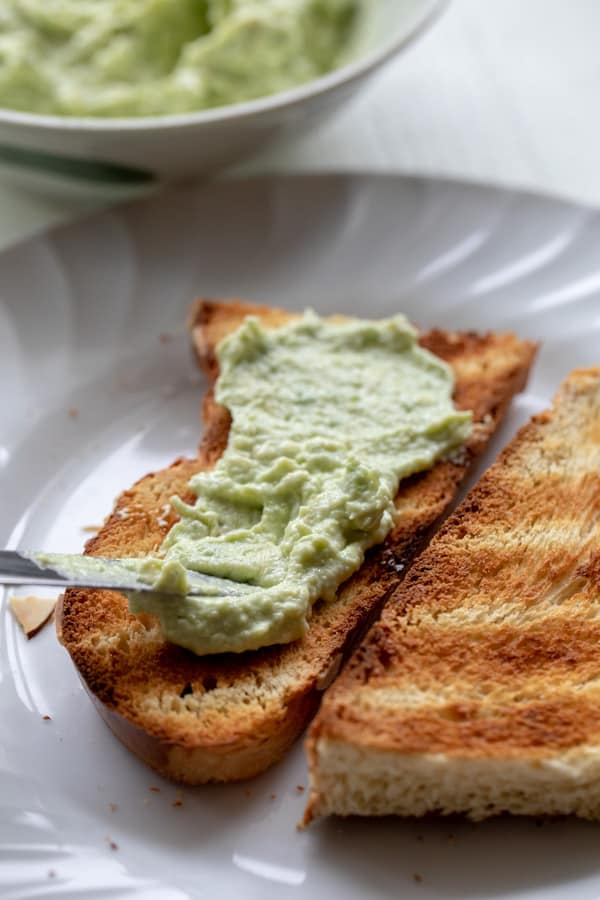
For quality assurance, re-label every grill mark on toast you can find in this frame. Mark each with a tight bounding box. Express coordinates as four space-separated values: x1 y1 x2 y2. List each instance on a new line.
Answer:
326 695 600 756
393 542 598 626
340 613 600 697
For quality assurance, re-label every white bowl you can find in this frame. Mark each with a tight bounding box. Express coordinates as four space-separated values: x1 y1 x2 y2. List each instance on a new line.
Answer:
0 0 445 188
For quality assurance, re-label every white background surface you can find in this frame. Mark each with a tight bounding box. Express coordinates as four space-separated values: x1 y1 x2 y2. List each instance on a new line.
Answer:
0 0 598 246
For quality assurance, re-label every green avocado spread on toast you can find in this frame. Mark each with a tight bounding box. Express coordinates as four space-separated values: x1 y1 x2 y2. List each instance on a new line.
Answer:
128 312 472 654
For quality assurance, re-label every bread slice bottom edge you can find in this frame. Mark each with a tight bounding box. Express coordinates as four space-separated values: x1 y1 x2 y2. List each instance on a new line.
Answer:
306 737 600 822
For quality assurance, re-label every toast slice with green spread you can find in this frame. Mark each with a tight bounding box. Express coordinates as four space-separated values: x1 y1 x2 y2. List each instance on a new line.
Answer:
304 368 600 823
57 300 536 784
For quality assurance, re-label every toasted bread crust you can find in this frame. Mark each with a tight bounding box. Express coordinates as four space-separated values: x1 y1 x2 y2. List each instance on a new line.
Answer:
305 368 600 822
58 300 536 784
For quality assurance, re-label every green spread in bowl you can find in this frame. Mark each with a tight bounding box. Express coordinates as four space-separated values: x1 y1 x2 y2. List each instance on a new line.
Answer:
0 0 361 117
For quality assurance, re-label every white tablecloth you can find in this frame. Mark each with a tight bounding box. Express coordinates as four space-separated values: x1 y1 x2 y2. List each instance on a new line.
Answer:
0 0 597 247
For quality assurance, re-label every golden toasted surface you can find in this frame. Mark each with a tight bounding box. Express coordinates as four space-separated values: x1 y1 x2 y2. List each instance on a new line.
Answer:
58 299 536 784
305 368 600 821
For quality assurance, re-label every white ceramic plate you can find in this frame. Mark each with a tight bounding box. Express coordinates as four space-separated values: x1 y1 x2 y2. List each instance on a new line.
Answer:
1 175 599 900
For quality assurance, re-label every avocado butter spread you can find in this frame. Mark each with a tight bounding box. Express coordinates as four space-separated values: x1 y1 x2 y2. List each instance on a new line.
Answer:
127 312 472 655
0 0 360 118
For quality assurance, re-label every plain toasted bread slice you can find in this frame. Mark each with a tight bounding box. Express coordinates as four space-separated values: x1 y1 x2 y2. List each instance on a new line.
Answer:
305 368 600 823
57 300 536 785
